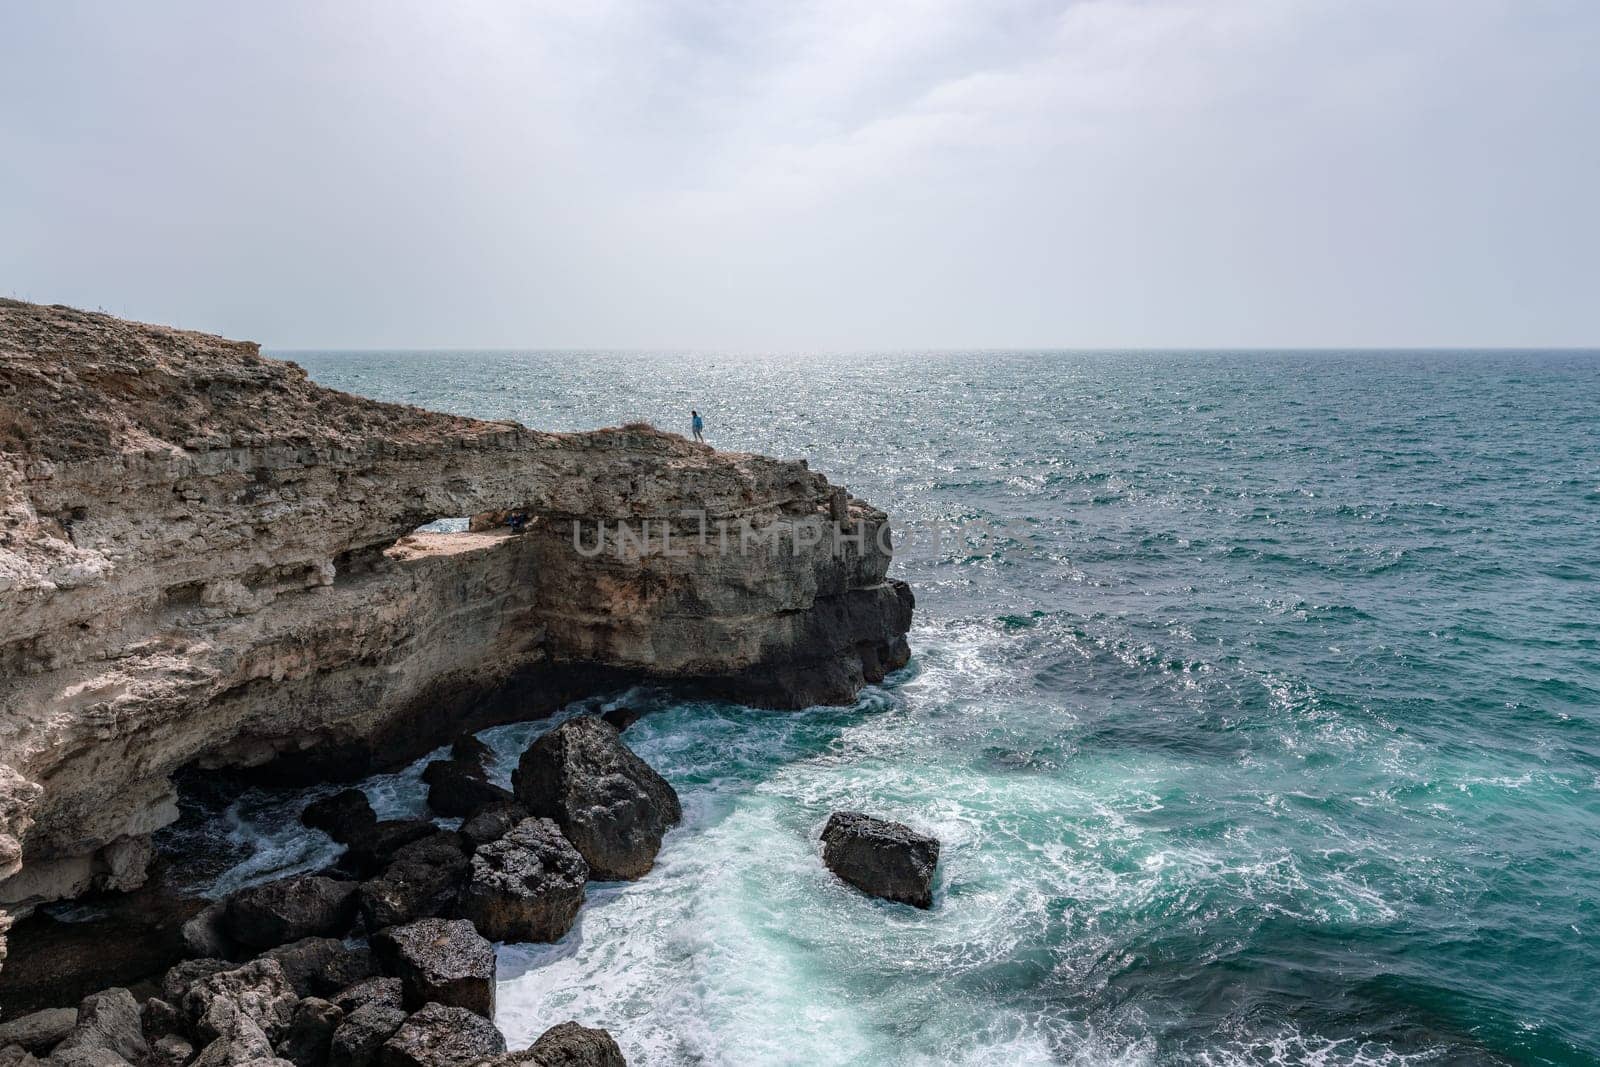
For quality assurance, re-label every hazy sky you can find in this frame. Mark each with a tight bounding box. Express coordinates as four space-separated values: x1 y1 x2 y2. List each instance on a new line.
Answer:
3 0 1597 349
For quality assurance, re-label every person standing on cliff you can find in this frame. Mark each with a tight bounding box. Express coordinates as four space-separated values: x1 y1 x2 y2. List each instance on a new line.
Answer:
691 409 705 444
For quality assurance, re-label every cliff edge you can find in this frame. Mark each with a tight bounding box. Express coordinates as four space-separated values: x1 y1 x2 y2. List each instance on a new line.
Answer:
0 299 912 932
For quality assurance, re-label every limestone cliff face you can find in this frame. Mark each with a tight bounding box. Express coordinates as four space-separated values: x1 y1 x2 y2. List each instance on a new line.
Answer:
0 299 912 924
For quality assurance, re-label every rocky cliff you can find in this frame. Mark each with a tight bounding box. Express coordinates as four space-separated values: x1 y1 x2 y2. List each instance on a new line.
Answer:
0 299 912 935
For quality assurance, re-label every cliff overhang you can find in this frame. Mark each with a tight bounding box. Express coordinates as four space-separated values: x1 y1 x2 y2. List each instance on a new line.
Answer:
0 299 912 936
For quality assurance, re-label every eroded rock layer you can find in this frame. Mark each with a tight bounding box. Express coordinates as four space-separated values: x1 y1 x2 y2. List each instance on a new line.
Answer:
0 299 912 930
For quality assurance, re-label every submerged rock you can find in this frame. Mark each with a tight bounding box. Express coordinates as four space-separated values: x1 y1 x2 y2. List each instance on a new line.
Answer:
819 812 939 909
369 920 495 1018
456 818 587 943
512 717 682 881
302 792 378 846
421 761 513 819
378 1004 503 1067
224 877 359 949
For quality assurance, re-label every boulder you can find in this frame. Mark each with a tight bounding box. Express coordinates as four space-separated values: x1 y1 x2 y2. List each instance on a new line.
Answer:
421 761 512 819
53 989 146 1065
599 705 647 733
181 959 299 1044
378 1005 503 1067
456 819 587 943
369 920 495 1018
326 1004 405 1067
183 902 242 960
450 734 493 768
818 812 939 909
140 998 186 1041
44 1049 129 1067
262 939 375 998
358 836 469 930
344 823 436 876
0 1046 40 1067
277 998 344 1067
459 804 529 849
526 1022 626 1067
149 1034 194 1067
225 876 360 949
329 979 402 1017
511 717 681 881
302 792 377 845
0 1010 76 1055
161 958 236 1005
191 1014 275 1067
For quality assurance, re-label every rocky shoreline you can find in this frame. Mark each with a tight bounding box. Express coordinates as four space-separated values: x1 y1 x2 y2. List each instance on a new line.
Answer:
0 299 915 1055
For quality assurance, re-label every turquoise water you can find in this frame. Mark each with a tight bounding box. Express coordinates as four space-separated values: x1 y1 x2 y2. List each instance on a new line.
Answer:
282 350 1599 1065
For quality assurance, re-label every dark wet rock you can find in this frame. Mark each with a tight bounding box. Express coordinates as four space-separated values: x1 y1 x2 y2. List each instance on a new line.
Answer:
526 1022 625 1067
182 903 241 961
358 836 469 930
449 735 492 768
224 877 360 949
140 998 186 1041
53 989 146 1066
599 706 647 733
0 1009 75 1055
344 823 436 877
181 959 298 1045
369 920 495 1018
302 792 377 846
161 959 235 1005
326 1004 405 1067
421 762 512 819
819 811 939 909
378 1005 503 1067
456 819 587 943
262 940 374 999
149 1034 194 1067
328 980 401 1017
512 717 682 881
278 998 344 1067
458 804 529 849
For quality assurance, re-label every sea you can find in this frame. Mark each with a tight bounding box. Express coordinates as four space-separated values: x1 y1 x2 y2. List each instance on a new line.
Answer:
169 350 1600 1066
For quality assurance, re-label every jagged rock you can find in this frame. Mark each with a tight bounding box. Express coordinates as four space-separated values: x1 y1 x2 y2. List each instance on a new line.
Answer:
161 958 236 1004
369 920 494 1018
456 819 587 943
191 1014 275 1067
527 1022 626 1067
53 989 146 1065
329 980 401 1017
458 804 529 849
819 812 940 909
358 835 470 930
326 1004 405 1067
224 877 359 949
512 718 681 881
278 999 344 1067
0 300 911 933
149 1034 194 1067
44 1049 128 1067
183 902 241 960
0 1045 40 1067
301 793 377 846
378 1005 503 1067
182 959 298 1045
421 761 513 819
344 824 436 878
0 1009 75 1055
262 939 375 998
141 998 186 1041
